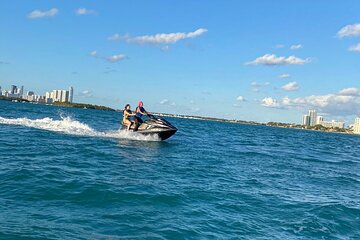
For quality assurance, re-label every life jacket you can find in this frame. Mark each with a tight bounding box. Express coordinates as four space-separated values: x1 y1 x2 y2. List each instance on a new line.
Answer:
135 106 145 118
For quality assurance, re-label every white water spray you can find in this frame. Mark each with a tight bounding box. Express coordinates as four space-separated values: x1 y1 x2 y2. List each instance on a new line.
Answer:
0 115 160 141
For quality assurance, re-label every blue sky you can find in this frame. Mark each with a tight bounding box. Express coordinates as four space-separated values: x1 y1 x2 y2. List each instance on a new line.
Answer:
1 0 360 123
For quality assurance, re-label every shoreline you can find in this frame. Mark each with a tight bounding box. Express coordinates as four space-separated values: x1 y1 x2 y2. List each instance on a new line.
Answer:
0 97 115 111
1 97 356 135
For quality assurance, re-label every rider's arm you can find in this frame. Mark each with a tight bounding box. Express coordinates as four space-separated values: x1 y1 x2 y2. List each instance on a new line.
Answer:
140 108 147 115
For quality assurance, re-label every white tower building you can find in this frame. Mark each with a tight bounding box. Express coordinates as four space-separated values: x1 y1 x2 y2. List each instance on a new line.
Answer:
316 116 324 125
69 87 74 103
354 118 360 134
309 110 317 126
303 115 310 126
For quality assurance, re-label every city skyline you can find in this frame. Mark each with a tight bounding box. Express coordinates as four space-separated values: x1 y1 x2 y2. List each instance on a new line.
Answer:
1 1 360 123
0 84 73 104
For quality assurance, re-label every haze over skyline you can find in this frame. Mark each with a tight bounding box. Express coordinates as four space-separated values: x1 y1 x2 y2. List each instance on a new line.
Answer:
1 0 360 123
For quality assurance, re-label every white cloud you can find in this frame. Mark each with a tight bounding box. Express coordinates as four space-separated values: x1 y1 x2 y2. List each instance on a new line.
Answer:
106 54 126 63
27 8 58 19
160 99 169 105
236 96 246 102
251 81 270 93
252 81 269 87
349 43 360 52
275 44 285 48
233 96 246 107
76 8 96 15
160 45 170 52
261 97 279 108
90 50 98 57
160 99 176 106
338 87 360 96
266 87 360 116
247 54 311 66
78 90 93 98
108 28 208 44
108 33 129 41
251 81 270 87
281 81 299 91
337 23 360 38
278 74 291 79
290 44 302 50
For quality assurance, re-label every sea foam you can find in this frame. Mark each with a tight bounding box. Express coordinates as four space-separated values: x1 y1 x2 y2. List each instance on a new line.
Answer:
0 115 160 141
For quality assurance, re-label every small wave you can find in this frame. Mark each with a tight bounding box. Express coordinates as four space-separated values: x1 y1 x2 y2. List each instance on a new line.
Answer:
0 116 160 142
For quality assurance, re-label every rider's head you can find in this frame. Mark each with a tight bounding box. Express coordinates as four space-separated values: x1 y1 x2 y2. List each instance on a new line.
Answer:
125 104 130 110
138 101 143 107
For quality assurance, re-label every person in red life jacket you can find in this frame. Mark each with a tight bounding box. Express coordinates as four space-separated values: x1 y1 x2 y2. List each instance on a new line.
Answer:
133 101 150 131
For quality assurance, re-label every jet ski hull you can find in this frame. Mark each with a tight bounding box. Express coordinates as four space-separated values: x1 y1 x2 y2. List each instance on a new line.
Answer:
121 115 177 141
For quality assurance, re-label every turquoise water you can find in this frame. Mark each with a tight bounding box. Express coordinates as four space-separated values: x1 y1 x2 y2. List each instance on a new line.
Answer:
0 101 359 239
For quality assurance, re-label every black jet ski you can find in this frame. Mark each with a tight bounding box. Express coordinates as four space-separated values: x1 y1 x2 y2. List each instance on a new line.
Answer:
121 115 177 141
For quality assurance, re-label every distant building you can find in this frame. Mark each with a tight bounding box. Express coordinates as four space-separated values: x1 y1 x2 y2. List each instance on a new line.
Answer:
69 86 73 103
303 115 310 126
16 86 24 96
354 118 360 134
10 85 17 94
319 120 345 129
316 116 324 125
4 85 23 98
45 87 74 103
302 110 317 126
309 110 317 126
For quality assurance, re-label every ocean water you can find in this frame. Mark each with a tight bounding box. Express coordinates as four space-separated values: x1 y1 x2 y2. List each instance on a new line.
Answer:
0 101 359 240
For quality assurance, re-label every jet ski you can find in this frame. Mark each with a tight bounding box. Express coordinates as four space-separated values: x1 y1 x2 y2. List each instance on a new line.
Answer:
121 115 177 141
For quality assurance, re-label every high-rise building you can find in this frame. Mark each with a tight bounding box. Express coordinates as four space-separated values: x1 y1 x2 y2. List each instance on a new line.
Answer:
316 116 323 125
61 90 68 102
10 85 17 94
303 115 310 126
309 110 317 126
45 87 73 103
319 120 345 129
57 90 63 102
16 86 24 96
354 118 360 134
69 87 74 103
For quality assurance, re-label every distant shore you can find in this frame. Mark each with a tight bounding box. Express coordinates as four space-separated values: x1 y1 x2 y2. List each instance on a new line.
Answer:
52 102 115 111
0 96 115 111
1 96 356 135
156 113 356 135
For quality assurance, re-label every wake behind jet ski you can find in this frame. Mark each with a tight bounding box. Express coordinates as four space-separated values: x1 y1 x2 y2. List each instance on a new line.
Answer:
121 101 177 141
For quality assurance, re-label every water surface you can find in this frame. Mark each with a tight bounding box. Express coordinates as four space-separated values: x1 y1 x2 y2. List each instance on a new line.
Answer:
0 101 359 239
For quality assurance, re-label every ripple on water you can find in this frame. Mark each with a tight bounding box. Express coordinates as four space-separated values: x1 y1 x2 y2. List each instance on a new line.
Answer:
1 101 360 239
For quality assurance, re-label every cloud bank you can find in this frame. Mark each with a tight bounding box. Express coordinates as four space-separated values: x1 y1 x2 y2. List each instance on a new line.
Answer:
337 23 360 38
108 28 208 44
262 87 360 116
106 54 127 63
27 8 58 19
247 54 310 66
278 74 291 79
349 43 360 52
290 44 302 50
76 8 96 15
281 81 299 91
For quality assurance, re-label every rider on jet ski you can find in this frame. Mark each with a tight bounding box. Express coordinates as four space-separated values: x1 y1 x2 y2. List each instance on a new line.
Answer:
122 104 135 130
133 101 150 131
